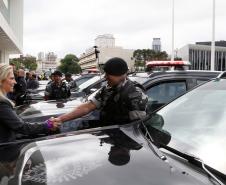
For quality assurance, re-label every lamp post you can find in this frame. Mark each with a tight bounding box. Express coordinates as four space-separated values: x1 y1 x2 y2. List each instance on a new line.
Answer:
171 0 175 62
210 0 215 71
94 45 100 69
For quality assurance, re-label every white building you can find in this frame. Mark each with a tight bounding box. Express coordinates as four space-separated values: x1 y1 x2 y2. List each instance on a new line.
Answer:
79 47 135 72
36 52 58 72
152 38 161 52
79 34 135 72
37 52 45 61
95 34 115 48
178 44 226 71
0 0 23 63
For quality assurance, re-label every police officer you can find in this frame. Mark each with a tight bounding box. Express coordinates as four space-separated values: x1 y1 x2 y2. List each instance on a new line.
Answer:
13 69 27 106
51 57 148 126
27 74 39 89
64 72 77 89
44 70 71 100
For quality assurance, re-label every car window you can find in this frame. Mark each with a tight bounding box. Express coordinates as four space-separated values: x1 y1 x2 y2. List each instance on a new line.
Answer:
196 79 208 85
92 80 106 90
128 76 149 84
78 75 103 92
146 81 186 112
75 77 93 86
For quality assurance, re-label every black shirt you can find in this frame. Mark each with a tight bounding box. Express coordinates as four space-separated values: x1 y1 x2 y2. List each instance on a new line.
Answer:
0 99 49 143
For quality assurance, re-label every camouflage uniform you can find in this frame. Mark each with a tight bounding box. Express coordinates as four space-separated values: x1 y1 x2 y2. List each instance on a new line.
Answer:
90 79 148 126
44 81 71 100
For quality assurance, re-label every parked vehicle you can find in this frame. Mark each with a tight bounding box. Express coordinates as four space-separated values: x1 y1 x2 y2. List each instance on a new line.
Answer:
2 73 226 184
137 70 220 111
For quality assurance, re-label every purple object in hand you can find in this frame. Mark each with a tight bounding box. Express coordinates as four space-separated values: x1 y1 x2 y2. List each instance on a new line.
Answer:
46 119 53 129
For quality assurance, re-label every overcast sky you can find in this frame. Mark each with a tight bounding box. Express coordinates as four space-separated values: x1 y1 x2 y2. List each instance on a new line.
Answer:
24 0 226 58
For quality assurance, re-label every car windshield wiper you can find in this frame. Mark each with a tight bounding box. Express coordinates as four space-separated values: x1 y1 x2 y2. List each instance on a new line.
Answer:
160 144 225 185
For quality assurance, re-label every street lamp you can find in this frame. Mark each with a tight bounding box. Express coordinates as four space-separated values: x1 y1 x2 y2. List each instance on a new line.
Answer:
171 0 175 62
211 0 215 71
94 45 101 70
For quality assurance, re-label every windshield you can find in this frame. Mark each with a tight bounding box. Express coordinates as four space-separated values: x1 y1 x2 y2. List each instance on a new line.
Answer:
78 75 103 92
144 78 226 175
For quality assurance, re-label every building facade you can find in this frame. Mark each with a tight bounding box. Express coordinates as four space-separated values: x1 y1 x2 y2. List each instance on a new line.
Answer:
0 0 23 63
152 38 161 52
37 52 58 72
95 34 115 48
79 34 135 72
178 44 226 71
37 52 45 61
79 47 135 72
196 40 226 47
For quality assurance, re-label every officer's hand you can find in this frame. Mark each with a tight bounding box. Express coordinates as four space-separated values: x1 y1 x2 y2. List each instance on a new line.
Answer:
50 117 62 128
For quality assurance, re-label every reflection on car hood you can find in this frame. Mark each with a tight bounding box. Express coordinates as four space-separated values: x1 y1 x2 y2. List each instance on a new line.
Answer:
17 98 84 119
1 125 212 185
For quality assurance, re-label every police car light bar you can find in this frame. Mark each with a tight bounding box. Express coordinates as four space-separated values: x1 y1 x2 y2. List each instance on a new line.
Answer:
146 61 191 67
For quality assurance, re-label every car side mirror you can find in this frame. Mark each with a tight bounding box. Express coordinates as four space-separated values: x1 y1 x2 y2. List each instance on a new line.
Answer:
144 113 171 146
147 126 171 146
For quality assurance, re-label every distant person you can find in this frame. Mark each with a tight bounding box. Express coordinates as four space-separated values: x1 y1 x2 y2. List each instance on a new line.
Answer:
47 73 54 85
0 64 58 143
43 73 48 80
65 72 77 89
13 69 27 106
9 63 17 78
27 74 39 89
25 72 31 82
44 70 71 100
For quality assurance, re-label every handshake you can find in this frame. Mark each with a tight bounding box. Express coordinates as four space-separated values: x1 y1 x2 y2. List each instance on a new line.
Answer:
45 117 62 131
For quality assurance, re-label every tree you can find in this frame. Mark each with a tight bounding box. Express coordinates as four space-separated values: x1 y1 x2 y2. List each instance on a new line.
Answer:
133 49 169 71
22 56 37 71
58 54 81 74
10 55 37 71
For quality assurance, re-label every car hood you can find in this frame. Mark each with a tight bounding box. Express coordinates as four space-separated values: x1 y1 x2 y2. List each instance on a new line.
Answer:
16 98 84 121
3 125 211 185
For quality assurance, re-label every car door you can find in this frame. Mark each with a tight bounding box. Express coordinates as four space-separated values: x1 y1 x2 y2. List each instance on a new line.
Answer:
145 79 187 112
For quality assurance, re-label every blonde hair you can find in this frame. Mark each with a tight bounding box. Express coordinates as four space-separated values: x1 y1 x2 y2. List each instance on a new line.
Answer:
0 64 14 106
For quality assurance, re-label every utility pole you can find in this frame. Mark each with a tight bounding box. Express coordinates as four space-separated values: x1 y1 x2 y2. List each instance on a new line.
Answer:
94 46 101 78
211 0 215 71
171 0 175 62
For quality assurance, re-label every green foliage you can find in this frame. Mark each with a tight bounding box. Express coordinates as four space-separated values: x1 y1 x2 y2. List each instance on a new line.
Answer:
9 59 21 69
133 49 169 67
58 54 82 74
10 56 37 71
23 56 37 71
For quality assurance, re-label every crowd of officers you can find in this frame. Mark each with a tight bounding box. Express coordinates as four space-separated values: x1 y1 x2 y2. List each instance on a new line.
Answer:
7 66 40 106
7 65 74 106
